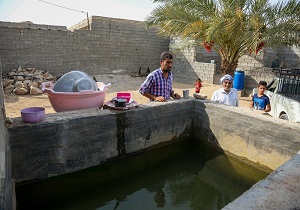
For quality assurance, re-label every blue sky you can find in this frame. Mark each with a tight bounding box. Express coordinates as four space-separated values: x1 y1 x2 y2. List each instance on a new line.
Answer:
0 0 280 28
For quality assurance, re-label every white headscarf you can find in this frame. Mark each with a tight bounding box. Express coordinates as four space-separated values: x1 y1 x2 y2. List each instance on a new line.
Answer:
220 74 233 85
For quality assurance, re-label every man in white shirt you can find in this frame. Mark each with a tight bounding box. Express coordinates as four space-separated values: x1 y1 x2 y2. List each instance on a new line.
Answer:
211 74 239 107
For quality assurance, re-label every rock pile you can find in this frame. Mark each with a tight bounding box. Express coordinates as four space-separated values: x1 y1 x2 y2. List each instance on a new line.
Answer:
2 67 56 95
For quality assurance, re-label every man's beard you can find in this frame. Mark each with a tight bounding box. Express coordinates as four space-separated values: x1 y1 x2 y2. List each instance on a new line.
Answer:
162 69 171 73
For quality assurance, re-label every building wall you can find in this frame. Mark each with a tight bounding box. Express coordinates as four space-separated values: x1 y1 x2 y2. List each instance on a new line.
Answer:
238 48 277 89
172 45 299 89
0 17 170 77
170 38 216 84
276 46 300 69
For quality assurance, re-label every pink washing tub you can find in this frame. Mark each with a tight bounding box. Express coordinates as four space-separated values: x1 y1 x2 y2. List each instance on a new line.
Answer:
42 82 110 112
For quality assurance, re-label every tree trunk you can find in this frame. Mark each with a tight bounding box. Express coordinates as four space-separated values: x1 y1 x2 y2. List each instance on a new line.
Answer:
219 59 238 76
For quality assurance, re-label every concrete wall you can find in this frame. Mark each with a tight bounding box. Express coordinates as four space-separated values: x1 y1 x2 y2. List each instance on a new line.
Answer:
0 75 13 210
193 102 300 170
3 99 300 209
7 101 194 181
224 151 300 210
0 16 170 77
6 100 300 182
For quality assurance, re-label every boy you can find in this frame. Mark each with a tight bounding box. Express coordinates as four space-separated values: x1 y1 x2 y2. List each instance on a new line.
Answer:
250 81 271 112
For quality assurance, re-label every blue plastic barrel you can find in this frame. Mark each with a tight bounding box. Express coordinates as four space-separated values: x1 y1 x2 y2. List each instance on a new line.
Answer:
233 70 245 90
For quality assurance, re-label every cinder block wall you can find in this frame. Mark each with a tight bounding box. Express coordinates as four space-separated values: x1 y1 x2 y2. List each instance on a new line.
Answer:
0 16 170 76
170 38 216 84
1 17 299 88
276 46 300 69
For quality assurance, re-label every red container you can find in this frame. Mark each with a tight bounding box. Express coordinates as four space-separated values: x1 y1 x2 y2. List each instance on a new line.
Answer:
117 92 131 103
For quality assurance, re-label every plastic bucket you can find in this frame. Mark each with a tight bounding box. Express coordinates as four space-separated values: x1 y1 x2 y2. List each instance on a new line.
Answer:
233 70 245 90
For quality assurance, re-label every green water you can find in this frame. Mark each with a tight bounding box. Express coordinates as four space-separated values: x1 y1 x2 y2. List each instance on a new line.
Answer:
16 141 271 210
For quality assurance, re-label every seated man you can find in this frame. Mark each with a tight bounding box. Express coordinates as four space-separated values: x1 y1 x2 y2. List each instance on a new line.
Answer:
139 52 181 102
211 74 239 107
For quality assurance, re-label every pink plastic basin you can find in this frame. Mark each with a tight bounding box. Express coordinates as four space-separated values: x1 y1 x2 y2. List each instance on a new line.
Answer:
42 82 110 112
21 107 45 123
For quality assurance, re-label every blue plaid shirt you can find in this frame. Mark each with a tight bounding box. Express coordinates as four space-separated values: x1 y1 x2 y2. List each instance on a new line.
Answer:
139 68 174 100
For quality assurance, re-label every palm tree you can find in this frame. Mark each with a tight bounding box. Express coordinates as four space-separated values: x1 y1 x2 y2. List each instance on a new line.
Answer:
146 0 300 75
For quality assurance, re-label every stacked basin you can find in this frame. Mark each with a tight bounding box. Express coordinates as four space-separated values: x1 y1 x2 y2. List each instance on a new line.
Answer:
42 70 110 112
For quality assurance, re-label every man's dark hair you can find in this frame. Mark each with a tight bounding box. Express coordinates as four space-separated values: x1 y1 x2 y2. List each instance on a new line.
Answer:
160 52 173 62
258 81 267 87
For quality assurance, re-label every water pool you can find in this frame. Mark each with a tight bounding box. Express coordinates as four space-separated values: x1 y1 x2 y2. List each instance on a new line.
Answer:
16 140 271 210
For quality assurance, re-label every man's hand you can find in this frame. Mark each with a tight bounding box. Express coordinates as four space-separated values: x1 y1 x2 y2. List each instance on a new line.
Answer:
154 96 166 102
172 93 181 99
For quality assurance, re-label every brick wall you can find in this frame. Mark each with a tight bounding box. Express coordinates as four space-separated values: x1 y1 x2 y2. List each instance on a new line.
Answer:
0 16 170 77
276 46 300 69
173 44 299 89
170 38 216 84
238 48 277 88
0 17 299 88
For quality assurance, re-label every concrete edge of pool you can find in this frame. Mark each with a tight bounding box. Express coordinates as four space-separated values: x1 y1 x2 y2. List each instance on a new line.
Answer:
6 98 300 209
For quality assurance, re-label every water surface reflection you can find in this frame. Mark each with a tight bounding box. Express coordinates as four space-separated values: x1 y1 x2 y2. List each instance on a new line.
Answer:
16 141 271 210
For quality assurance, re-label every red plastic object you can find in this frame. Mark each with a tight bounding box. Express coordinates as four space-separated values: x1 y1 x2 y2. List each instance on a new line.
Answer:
42 82 110 112
21 107 45 123
117 92 132 103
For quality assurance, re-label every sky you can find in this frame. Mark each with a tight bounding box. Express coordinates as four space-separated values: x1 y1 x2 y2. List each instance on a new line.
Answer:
0 0 159 27
0 0 280 28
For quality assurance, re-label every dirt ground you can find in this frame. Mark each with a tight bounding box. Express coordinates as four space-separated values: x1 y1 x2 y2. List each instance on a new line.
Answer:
3 74 252 118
